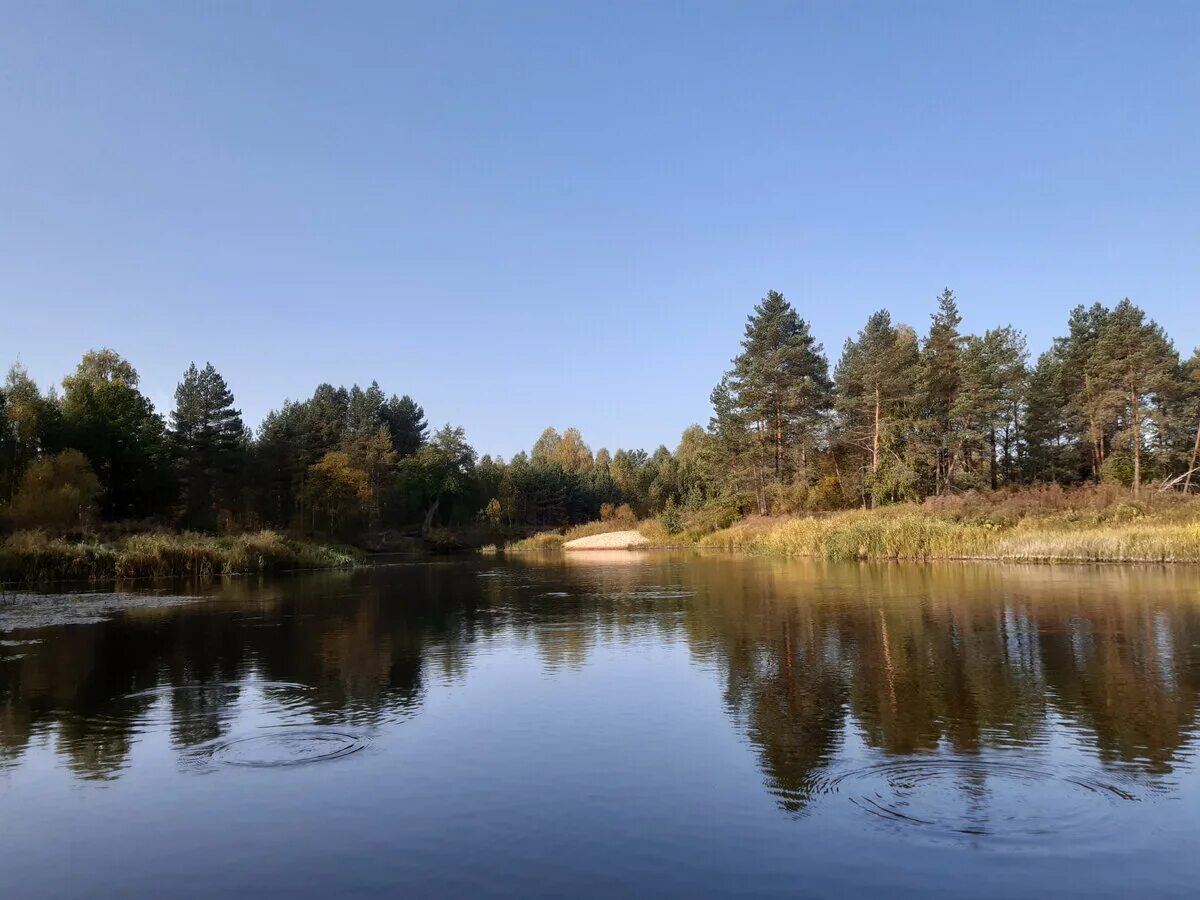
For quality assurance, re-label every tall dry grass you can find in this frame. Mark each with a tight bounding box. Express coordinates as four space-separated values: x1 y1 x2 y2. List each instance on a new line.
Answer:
700 487 1200 563
0 530 359 584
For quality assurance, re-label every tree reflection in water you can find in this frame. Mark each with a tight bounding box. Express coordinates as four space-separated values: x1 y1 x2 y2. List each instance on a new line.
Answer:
0 556 1197 806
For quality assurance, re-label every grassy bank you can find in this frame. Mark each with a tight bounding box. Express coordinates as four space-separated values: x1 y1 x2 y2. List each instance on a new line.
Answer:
508 487 1200 563
701 489 1200 563
0 530 360 584
507 511 643 551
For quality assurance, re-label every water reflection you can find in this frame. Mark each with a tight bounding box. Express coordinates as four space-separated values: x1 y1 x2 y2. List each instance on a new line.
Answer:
1 557 1198 809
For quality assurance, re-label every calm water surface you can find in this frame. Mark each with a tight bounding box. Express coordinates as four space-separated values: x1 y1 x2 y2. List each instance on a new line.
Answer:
2 553 1199 898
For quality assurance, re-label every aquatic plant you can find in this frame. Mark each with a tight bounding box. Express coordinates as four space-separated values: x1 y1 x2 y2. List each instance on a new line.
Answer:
0 529 359 584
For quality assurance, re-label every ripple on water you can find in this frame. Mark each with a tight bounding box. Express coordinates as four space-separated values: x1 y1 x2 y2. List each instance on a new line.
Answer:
194 727 368 768
592 587 694 601
812 756 1140 841
72 681 317 740
124 680 313 701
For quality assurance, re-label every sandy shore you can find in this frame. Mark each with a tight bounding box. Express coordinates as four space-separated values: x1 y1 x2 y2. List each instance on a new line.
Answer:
562 530 650 550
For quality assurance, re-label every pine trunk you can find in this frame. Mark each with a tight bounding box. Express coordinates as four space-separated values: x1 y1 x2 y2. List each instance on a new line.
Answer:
989 429 998 490
872 384 881 473
1131 388 1141 499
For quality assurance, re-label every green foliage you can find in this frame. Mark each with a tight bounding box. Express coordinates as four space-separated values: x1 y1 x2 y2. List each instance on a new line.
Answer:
170 362 247 530
60 349 172 519
2 289 1197 551
6 450 101 531
660 496 682 534
0 529 357 584
395 424 477 532
305 451 370 535
724 291 833 512
482 497 503 528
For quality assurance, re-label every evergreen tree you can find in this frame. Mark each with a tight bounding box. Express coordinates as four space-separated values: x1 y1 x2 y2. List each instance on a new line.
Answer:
921 289 963 494
346 382 387 439
170 362 247 529
382 394 428 457
1058 303 1113 481
951 327 1027 489
729 291 833 485
1023 349 1074 483
1183 350 1200 493
835 311 920 505
1092 299 1177 497
707 375 758 510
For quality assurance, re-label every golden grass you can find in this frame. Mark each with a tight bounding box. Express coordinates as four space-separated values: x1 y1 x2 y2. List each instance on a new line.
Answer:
505 488 1200 563
506 530 567 551
699 505 1200 563
0 529 359 584
507 515 643 551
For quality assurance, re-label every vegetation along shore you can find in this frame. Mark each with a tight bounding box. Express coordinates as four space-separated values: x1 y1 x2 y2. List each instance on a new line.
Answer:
2 290 1198 576
510 486 1200 564
0 530 359 585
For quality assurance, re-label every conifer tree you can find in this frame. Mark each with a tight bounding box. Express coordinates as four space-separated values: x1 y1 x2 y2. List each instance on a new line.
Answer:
170 362 247 529
1184 350 1200 493
921 289 963 494
835 311 920 505
1092 299 1177 497
382 394 428 457
728 290 832 488
1058 303 1113 481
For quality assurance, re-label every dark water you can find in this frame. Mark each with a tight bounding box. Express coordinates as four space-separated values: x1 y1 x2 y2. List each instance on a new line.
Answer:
2 554 1199 898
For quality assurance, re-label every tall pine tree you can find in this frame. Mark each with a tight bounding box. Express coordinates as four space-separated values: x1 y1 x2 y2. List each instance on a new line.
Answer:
170 362 247 529
728 291 832 495
1093 299 1177 497
835 311 920 505
921 289 963 495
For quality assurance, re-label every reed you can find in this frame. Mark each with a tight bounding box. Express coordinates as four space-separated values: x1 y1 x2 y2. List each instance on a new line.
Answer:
699 505 1200 563
0 529 359 584
507 531 567 551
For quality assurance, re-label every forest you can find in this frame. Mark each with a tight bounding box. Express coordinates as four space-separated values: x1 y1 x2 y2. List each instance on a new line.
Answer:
2 290 1198 551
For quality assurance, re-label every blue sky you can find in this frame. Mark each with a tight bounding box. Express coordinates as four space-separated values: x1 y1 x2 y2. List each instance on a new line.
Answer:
2 2 1197 458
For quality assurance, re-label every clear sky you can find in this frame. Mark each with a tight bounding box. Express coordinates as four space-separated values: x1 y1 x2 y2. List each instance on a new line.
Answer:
2 2 1197 458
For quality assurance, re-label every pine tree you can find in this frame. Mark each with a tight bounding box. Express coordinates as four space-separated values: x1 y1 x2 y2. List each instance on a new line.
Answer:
707 375 759 511
1023 349 1074 483
728 290 832 493
381 394 428 457
921 289 963 494
346 381 387 439
835 311 920 505
1184 350 1200 493
1058 303 1112 481
1092 300 1177 497
951 327 1027 489
170 362 247 529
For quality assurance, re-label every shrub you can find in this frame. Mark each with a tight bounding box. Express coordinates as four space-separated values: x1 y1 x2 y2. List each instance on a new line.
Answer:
660 497 682 534
6 450 102 532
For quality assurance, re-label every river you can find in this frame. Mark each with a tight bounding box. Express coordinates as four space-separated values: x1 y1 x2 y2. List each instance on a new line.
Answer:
1 553 1198 897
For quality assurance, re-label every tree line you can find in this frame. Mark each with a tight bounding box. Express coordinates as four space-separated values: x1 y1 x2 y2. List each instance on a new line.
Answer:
709 290 1199 512
2 290 1198 539
0 350 694 538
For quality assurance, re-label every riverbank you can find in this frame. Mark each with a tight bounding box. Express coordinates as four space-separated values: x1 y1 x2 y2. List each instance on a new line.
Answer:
699 508 1200 563
0 529 360 584
507 487 1200 563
